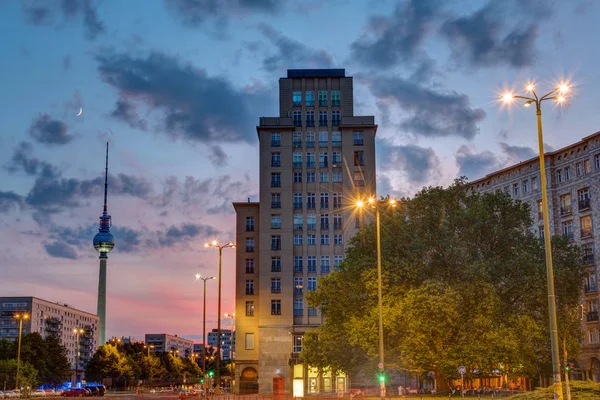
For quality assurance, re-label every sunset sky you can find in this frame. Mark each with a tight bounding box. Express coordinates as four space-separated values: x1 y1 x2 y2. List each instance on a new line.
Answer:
1 0 599 342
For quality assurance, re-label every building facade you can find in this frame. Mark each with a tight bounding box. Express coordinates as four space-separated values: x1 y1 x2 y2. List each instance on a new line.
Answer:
145 333 194 357
0 297 99 382
233 69 377 395
470 131 600 381
207 328 235 362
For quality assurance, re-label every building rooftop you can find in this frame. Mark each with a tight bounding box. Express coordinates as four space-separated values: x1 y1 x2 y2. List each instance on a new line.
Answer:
286 69 345 78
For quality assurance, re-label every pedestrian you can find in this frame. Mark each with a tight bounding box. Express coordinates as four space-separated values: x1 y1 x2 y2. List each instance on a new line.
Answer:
398 385 404 396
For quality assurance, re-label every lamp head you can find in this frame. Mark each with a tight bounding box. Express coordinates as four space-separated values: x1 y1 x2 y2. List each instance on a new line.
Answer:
195 273 201 280
389 198 397 207
558 83 570 94
525 83 534 92
555 95 566 103
211 240 218 246
502 92 514 103
368 198 375 204
524 100 533 107
356 200 364 208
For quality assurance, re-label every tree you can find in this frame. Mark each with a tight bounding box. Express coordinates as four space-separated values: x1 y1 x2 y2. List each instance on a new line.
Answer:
85 345 133 386
0 359 38 390
39 335 71 387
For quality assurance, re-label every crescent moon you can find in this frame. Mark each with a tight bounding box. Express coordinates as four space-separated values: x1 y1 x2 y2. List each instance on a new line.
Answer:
76 108 83 116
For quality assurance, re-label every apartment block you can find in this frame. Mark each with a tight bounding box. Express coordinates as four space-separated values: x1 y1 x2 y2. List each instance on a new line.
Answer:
207 328 235 362
470 131 600 381
144 333 193 357
0 297 99 382
233 69 377 395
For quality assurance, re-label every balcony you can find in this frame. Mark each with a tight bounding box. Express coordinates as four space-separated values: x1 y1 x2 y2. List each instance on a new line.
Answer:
306 141 315 148
307 224 316 231
319 141 328 148
331 100 340 106
320 161 328 168
306 161 315 168
294 266 303 273
560 206 572 216
294 287 303 295
306 121 315 127
319 120 328 127
587 311 599 322
293 202 302 210
293 141 302 148
321 223 330 230
306 101 314 107
271 201 281 208
580 198 591 210
320 204 329 210
293 101 302 107
260 117 293 127
333 203 341 209
307 202 315 210
332 119 340 126
332 141 341 147
293 162 302 168
319 100 327 106
334 223 342 230
308 266 317 273
294 224 303 230
584 254 595 265
582 230 593 238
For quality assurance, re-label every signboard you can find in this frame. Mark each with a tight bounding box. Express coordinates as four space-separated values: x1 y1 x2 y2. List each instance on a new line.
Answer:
458 366 466 375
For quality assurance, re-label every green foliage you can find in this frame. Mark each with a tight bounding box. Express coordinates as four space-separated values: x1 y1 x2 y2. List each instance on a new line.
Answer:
0 359 38 389
85 344 133 383
510 381 600 399
305 179 585 383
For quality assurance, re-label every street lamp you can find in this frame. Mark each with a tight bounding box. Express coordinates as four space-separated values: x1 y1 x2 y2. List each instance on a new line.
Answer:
144 344 155 357
224 313 236 362
195 274 216 378
204 240 235 390
501 81 571 400
356 196 397 400
13 312 29 390
73 327 85 388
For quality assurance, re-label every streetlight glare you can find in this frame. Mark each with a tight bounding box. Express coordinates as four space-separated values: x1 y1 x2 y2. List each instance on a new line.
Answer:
203 243 209 248
556 95 566 103
502 92 514 103
356 200 364 208
526 83 534 92
368 198 375 204
559 83 569 94
211 240 218 246
195 273 201 280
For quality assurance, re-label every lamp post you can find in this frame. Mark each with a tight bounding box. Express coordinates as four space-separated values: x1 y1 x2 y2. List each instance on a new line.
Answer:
224 313 236 362
73 328 85 388
195 274 216 378
14 312 29 390
204 240 235 390
356 197 397 400
501 81 571 400
144 344 155 357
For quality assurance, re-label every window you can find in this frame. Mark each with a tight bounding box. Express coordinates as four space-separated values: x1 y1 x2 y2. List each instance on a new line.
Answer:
577 162 583 176
332 110 340 126
332 151 341 165
245 238 254 253
333 193 342 209
560 194 571 215
307 193 316 209
585 274 597 292
318 91 327 106
271 214 281 229
294 277 303 295
565 166 571 180
245 333 255 350
294 235 303 245
584 244 595 264
293 172 302 183
562 221 574 240
320 214 329 230
556 169 563 183
307 214 316 230
585 159 591 174
293 298 303 316
245 259 254 274
293 131 302 148
307 234 316 245
293 152 302 168
320 234 330 245
271 278 281 293
294 256 303 272
245 301 254 316
245 280 254 295
271 235 281 250
271 257 281 272
319 131 328 147
308 277 317 292
512 183 519 196
306 131 315 147
332 171 342 182
354 171 365 186
579 188 591 210
307 172 316 182
294 214 303 230
581 216 593 238
538 226 545 240
271 173 281 187
293 111 302 127
306 152 315 168
307 256 316 272
293 193 302 210
354 131 364 145
354 151 364 166
537 200 543 220
522 180 529 194
306 91 314 106
271 300 281 315
320 256 330 273
293 91 302 106
319 151 328 168
306 111 315 126
596 154 600 169
308 307 317 316
320 172 329 182
532 176 539 191
246 217 254 232
319 111 328 126
320 193 329 209
334 234 343 244
271 132 281 146
271 193 281 208
332 131 341 148
333 213 342 230
331 90 340 106
334 255 343 271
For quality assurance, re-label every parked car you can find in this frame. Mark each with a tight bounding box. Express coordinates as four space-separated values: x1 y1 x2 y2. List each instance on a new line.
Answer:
31 390 47 397
62 389 88 397
4 391 19 398
83 388 98 397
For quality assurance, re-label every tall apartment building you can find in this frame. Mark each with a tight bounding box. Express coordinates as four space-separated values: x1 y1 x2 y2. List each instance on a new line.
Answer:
233 69 377 395
470 131 600 382
207 328 235 362
0 297 99 382
144 333 194 357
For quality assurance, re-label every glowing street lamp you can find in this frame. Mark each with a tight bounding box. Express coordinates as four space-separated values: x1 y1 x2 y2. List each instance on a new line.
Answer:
195 274 216 377
204 239 235 390
500 80 572 400
14 312 29 390
73 327 85 388
355 196 398 400
144 344 155 357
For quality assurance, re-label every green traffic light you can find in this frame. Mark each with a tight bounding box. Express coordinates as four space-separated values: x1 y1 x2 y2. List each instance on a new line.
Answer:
378 375 385 382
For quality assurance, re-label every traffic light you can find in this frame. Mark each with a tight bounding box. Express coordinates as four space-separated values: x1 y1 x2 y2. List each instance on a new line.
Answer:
208 370 215 377
565 362 575 371
200 379 205 384
378 373 386 383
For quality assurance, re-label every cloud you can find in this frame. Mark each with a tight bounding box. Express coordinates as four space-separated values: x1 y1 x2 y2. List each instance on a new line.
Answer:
110 98 148 130
44 241 78 260
0 191 25 213
363 75 486 139
28 114 74 146
156 223 220 247
455 145 501 180
49 223 142 253
209 145 228 167
5 142 61 179
258 23 334 72
96 51 270 145
21 0 105 40
377 138 440 184
498 142 536 163
350 0 440 69
440 2 538 68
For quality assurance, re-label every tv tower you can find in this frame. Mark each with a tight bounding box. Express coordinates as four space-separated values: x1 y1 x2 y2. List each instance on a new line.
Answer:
93 142 115 346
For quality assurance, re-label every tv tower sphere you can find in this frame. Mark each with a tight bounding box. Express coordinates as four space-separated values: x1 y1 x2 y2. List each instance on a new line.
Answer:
93 229 115 253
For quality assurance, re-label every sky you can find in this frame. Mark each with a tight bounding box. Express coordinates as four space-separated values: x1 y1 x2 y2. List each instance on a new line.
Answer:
1 0 599 342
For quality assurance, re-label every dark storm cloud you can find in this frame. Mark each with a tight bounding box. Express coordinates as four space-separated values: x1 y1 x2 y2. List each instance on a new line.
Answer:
110 98 148 130
21 0 105 40
49 223 142 253
0 191 24 213
455 145 501 180
499 142 536 163
350 0 441 69
28 114 74 146
440 2 538 68
377 138 440 184
166 0 281 28
5 142 61 179
364 75 486 139
258 23 334 72
209 145 228 167
156 223 220 247
96 51 269 144
44 241 78 260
